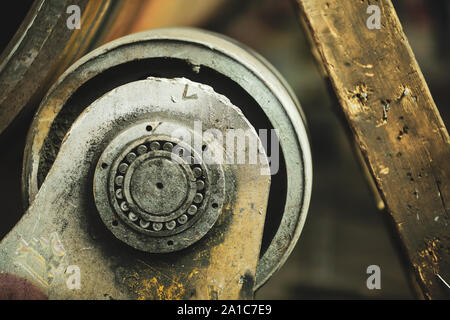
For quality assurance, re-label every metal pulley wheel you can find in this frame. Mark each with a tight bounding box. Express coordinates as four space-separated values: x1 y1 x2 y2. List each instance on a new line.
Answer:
17 27 312 295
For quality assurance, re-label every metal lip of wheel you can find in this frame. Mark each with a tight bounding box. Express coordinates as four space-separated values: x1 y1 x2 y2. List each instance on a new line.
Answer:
22 27 313 291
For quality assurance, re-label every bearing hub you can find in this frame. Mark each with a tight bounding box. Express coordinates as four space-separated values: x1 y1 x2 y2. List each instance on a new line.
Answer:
110 137 208 235
94 121 225 253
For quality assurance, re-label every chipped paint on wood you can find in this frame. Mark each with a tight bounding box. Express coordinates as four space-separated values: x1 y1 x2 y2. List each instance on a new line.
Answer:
295 0 450 299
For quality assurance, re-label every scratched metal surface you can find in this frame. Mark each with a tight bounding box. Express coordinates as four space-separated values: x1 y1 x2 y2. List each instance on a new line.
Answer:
0 77 270 299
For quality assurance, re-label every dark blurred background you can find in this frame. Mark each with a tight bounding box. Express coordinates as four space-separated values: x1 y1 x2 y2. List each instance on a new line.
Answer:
1 0 448 299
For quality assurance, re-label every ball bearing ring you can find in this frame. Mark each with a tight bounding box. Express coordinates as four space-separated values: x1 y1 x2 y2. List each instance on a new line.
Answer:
93 122 225 253
110 138 208 236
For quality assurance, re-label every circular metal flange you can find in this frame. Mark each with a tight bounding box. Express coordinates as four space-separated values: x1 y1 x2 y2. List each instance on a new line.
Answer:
94 122 225 253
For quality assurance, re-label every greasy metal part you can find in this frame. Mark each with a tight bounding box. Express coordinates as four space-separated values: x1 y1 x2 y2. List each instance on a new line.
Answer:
21 28 312 291
0 0 124 136
93 82 226 253
1 77 270 299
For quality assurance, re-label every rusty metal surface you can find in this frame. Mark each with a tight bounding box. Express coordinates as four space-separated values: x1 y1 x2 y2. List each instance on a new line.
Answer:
0 76 270 299
20 28 312 290
0 0 121 136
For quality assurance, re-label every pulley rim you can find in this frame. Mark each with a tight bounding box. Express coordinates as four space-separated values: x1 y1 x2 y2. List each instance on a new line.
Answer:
21 27 312 291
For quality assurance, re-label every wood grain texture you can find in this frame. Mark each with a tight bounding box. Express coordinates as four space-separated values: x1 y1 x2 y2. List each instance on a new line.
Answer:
294 0 449 298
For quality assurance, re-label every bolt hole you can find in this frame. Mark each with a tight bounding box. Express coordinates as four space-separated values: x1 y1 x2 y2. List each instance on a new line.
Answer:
101 163 108 169
156 182 164 189
212 203 219 209
112 220 118 227
146 125 153 132
167 240 174 246
202 144 207 151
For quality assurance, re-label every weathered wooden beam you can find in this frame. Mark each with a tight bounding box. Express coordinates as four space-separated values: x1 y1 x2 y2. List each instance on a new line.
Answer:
294 0 449 298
